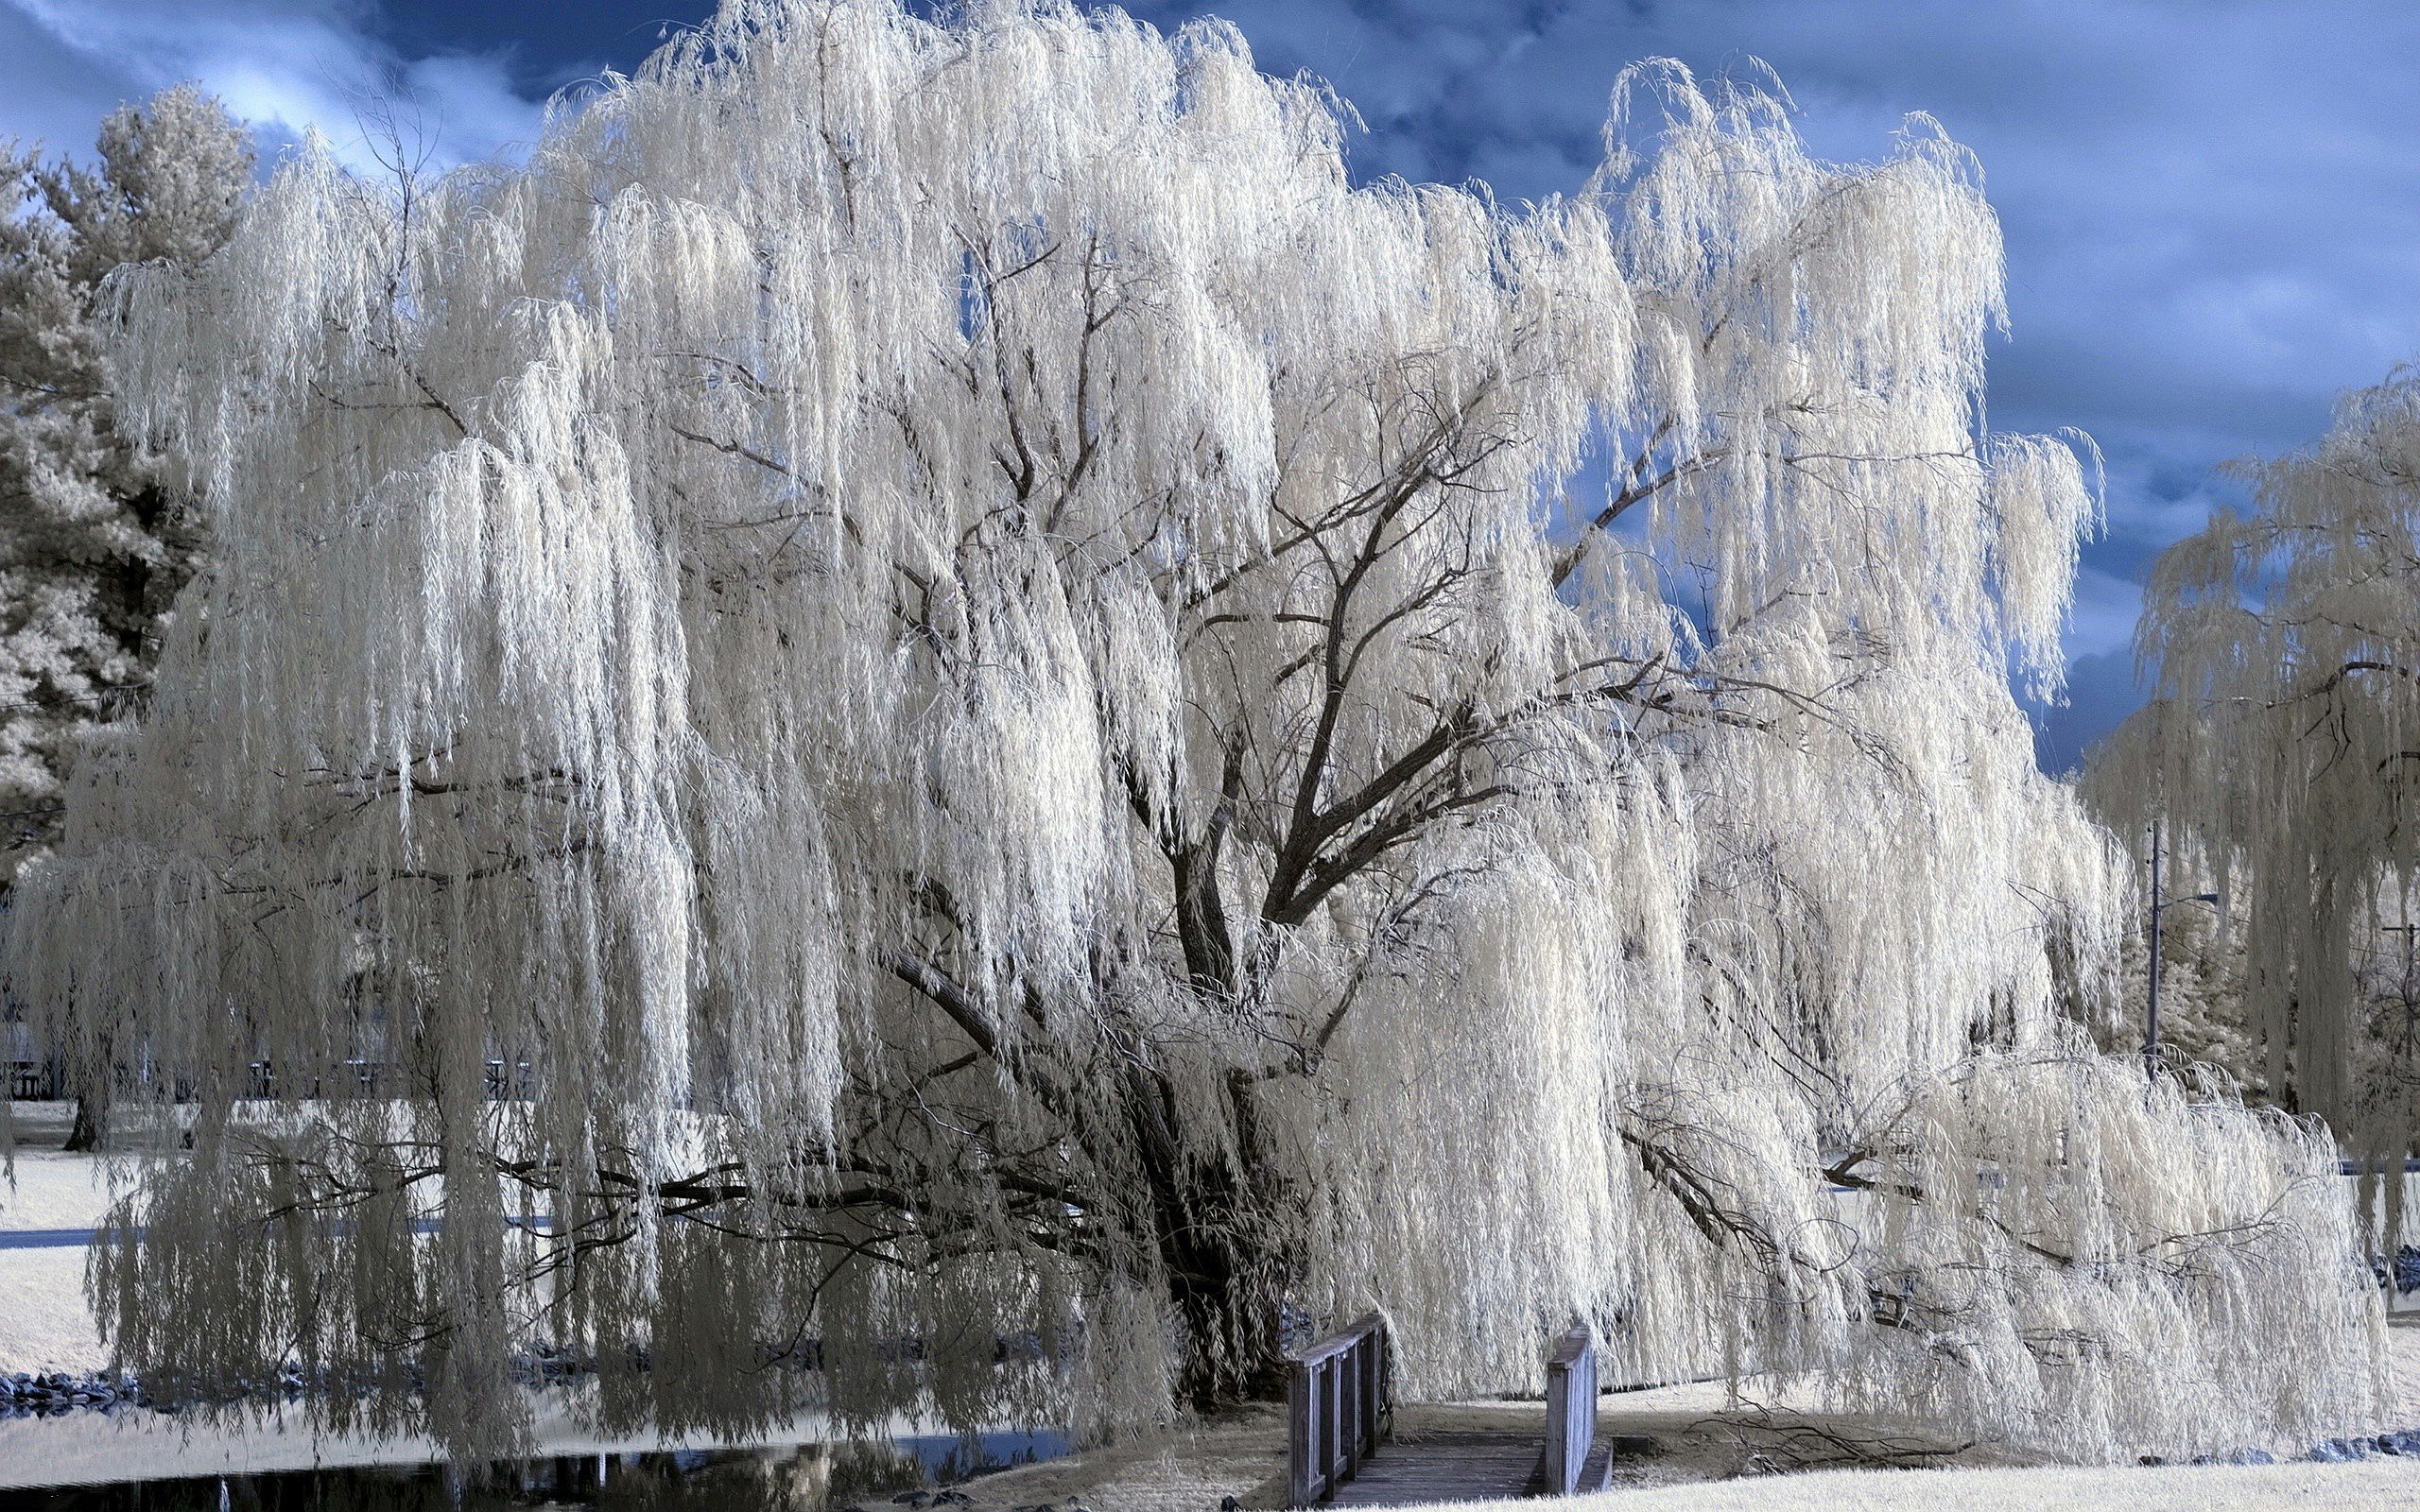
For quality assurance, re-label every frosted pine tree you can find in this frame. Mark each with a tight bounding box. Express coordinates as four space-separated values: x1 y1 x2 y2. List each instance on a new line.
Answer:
5 0 2386 1462
0 86 251 877
0 85 252 1147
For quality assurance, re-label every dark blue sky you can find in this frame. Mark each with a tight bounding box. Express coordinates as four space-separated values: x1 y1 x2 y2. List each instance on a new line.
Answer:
5 0 2412 771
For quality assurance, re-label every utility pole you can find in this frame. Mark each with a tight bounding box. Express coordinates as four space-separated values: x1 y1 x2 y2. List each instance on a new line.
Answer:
2389 923 2419 986
2145 818 2220 1079
2385 919 2419 1051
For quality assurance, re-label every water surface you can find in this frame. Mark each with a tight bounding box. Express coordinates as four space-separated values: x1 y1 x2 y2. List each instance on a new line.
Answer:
0 1415 1066 1510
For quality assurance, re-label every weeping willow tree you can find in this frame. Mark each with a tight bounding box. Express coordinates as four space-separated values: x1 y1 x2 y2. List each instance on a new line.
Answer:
2 0 2386 1465
2095 372 2420 1246
1 85 254 1150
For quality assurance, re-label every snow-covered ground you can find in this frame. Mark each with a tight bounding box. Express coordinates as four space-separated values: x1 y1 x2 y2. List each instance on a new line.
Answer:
7 1099 2417 1506
0 1101 144 1373
1482 1459 2420 1511
932 1328 2420 1511
0 1392 871 1489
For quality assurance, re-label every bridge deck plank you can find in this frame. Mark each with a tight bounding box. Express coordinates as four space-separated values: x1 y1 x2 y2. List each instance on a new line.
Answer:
1323 1429 1545 1505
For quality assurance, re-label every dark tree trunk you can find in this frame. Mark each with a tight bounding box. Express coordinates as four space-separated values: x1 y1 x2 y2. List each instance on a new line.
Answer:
1167 1247 1287 1412
63 1090 108 1153
1130 1060 1294 1414
1151 804 1295 1411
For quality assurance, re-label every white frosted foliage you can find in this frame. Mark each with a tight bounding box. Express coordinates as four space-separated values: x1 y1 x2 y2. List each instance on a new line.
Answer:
2096 375 2420 1246
0 87 251 888
1 0 2384 1466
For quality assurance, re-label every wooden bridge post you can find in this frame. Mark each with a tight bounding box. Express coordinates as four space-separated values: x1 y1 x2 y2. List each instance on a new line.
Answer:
1287 1312 1389 1506
1542 1319 1602 1495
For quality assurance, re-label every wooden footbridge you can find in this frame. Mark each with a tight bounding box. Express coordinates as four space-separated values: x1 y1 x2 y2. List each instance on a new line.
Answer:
1287 1315 1614 1506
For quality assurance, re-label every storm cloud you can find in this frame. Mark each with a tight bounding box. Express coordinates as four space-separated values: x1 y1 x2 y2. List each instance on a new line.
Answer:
5 0 2410 768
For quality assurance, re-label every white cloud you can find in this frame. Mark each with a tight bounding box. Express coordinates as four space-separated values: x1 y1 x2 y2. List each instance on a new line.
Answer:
2063 564 2144 663
0 0 546 172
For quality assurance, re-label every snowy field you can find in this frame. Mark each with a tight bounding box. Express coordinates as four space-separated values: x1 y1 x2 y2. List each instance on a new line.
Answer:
0 1394 873 1490
929 1332 2420 1511
6 1100 2418 1506
0 1102 133 1373
1476 1459 2420 1511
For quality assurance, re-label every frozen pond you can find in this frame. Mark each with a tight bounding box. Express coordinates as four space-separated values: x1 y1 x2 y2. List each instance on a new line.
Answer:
5 1435 1066 1509
0 1402 1067 1507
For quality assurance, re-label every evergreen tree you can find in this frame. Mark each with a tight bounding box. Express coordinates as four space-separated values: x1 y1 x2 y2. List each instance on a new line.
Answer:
0 84 252 1147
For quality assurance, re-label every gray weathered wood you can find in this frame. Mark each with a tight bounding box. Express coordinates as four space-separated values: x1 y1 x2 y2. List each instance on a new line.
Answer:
1542 1319 1599 1495
1288 1314 1613 1505
1325 1429 1547 1506
1288 1313 1390 1505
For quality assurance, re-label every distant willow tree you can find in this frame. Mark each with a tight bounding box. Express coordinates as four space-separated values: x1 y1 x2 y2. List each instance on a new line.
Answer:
2096 373 2420 1242
4 0 2385 1463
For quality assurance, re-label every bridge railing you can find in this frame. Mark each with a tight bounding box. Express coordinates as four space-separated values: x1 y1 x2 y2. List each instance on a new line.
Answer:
1287 1312 1389 1506
1541 1319 1599 1495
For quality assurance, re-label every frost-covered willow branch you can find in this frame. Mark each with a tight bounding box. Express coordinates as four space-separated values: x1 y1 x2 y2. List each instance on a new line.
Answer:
2094 373 2420 1246
0 88 253 1152
0 0 2384 1465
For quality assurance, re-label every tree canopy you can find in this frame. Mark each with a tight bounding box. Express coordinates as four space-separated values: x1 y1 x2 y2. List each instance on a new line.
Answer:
0 84 251 885
3 0 2386 1465
2096 372 2420 1241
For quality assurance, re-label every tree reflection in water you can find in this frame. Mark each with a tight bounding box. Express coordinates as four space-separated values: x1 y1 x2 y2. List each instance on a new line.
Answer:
9 1430 1068 1511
